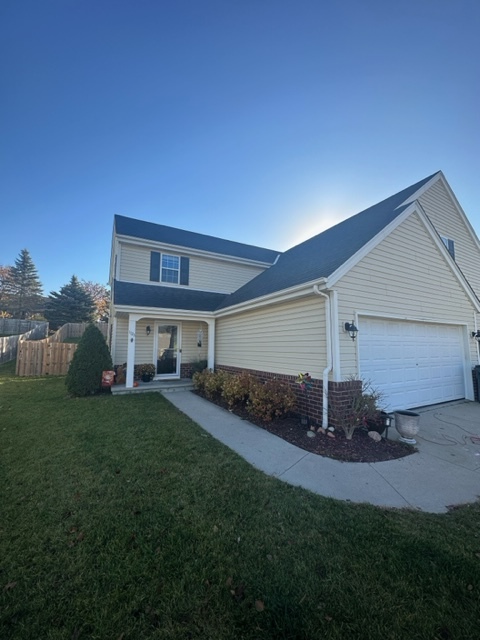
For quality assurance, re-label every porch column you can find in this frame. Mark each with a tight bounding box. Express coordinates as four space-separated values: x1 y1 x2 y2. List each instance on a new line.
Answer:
126 315 137 388
206 319 215 370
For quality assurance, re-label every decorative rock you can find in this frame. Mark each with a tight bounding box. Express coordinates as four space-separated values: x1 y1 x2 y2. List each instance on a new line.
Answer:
327 427 335 432
307 431 316 438
368 430 382 442
327 432 335 439
317 427 326 435
310 425 316 431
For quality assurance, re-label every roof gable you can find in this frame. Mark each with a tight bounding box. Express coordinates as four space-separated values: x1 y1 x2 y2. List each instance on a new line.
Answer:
114 215 279 264
216 173 439 311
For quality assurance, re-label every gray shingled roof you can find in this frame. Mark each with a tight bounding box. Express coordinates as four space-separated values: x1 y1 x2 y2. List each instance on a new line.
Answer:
216 173 438 310
114 281 226 312
115 215 279 264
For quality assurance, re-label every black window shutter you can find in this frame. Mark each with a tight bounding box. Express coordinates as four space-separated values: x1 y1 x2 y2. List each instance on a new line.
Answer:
447 239 455 260
150 252 160 281
180 257 189 285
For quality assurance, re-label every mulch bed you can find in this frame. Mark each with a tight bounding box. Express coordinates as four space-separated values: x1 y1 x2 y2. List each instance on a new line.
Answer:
194 392 416 463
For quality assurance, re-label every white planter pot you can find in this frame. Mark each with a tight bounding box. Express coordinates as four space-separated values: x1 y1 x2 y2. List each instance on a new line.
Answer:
394 410 420 444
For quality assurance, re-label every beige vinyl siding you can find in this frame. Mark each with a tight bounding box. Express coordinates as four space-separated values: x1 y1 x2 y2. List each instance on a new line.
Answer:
112 317 208 366
180 321 208 363
114 317 128 365
419 180 480 296
118 242 265 293
336 212 478 375
119 245 150 282
216 297 327 377
189 256 264 293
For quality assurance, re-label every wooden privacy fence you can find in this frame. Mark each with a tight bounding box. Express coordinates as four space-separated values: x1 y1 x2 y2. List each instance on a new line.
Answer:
0 322 48 365
16 322 109 377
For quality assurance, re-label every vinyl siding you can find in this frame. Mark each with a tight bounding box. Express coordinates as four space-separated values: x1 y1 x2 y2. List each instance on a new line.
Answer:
216 297 327 377
118 242 265 293
419 180 480 297
113 317 208 366
335 212 478 375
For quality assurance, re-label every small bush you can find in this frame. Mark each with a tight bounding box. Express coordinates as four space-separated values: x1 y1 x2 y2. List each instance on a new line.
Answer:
203 369 229 400
222 371 256 409
247 379 297 422
191 359 208 376
192 368 212 394
66 324 113 397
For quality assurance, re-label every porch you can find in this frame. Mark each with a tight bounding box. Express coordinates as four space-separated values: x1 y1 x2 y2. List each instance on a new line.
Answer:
111 378 194 395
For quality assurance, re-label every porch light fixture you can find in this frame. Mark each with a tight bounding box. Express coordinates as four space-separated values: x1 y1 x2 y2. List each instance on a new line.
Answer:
197 328 204 348
344 321 358 341
471 330 480 342
146 325 151 336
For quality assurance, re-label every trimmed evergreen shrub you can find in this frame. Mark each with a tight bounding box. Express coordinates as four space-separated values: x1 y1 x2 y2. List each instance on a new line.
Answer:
65 324 113 397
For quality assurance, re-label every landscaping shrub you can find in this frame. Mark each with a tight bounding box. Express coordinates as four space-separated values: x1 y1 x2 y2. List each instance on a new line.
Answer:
65 324 113 396
247 378 297 422
191 359 208 376
221 371 256 409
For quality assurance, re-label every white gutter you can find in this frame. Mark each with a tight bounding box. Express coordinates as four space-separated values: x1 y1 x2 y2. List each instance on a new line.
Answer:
313 285 333 429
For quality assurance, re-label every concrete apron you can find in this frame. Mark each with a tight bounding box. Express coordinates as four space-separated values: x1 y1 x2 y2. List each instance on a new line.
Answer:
164 392 480 514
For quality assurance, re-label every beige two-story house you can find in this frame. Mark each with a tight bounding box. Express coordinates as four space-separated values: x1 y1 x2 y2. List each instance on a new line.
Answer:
109 171 480 424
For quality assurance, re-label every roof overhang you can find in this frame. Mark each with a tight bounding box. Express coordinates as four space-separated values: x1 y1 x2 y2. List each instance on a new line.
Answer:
215 277 328 317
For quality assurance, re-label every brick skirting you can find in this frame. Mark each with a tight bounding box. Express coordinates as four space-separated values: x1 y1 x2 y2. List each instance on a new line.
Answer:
215 364 362 428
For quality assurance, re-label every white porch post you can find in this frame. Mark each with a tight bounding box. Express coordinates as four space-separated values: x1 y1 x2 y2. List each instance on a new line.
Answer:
206 319 215 370
126 314 138 388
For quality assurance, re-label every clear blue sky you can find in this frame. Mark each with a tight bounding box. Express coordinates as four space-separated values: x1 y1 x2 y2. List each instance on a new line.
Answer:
1 0 479 295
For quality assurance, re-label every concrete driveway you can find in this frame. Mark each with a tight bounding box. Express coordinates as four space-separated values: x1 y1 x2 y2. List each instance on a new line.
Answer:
165 391 480 514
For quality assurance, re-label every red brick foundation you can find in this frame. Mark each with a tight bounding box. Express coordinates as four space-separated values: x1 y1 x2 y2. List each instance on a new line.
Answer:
181 363 193 379
215 364 362 428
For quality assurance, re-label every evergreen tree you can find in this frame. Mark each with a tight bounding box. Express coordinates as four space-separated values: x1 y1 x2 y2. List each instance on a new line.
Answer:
9 249 43 318
45 275 96 330
0 265 14 314
66 324 113 396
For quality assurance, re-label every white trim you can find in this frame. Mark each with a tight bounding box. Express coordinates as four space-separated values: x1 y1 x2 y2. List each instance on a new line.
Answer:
215 278 328 317
402 171 480 255
330 289 341 381
154 321 182 379
400 171 442 205
326 203 418 287
114 305 215 320
115 234 278 268
326 203 480 312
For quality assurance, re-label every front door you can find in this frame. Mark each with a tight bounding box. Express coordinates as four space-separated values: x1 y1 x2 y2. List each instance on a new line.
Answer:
156 324 181 377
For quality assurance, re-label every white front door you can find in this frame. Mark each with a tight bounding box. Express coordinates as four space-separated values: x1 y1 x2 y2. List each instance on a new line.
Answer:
359 317 466 411
155 323 181 378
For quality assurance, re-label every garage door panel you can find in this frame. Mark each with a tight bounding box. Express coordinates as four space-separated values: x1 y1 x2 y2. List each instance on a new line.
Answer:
359 317 465 411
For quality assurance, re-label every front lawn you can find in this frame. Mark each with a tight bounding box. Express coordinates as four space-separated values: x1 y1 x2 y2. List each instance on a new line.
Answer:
1 364 479 639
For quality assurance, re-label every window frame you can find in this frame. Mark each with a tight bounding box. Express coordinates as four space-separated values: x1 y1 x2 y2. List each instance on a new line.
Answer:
440 235 455 260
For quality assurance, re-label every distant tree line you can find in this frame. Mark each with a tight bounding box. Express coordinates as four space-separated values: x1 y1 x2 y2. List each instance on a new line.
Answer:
1 249 110 330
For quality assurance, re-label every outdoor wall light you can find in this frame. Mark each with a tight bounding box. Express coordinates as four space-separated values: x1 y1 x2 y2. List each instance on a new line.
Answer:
344 321 359 341
197 328 204 348
146 325 151 336
471 330 480 342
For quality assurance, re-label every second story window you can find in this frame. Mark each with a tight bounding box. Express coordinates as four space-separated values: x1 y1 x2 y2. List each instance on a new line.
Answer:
150 251 189 285
161 254 179 284
440 236 455 260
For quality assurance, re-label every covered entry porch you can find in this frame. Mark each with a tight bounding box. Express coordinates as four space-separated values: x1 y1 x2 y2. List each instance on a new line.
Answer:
111 312 215 389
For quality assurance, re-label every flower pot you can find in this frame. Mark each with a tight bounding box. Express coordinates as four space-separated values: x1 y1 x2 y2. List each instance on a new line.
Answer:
141 374 154 383
394 410 420 444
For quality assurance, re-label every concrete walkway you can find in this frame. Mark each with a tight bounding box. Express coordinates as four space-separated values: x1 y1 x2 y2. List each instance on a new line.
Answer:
164 391 480 514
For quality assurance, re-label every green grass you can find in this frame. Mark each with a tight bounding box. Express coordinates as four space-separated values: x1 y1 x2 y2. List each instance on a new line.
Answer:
1 363 479 639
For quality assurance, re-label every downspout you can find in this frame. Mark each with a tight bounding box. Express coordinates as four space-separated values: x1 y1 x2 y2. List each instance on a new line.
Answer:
313 285 333 429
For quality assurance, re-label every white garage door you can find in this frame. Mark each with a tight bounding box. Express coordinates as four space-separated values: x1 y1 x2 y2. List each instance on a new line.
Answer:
359 317 466 411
